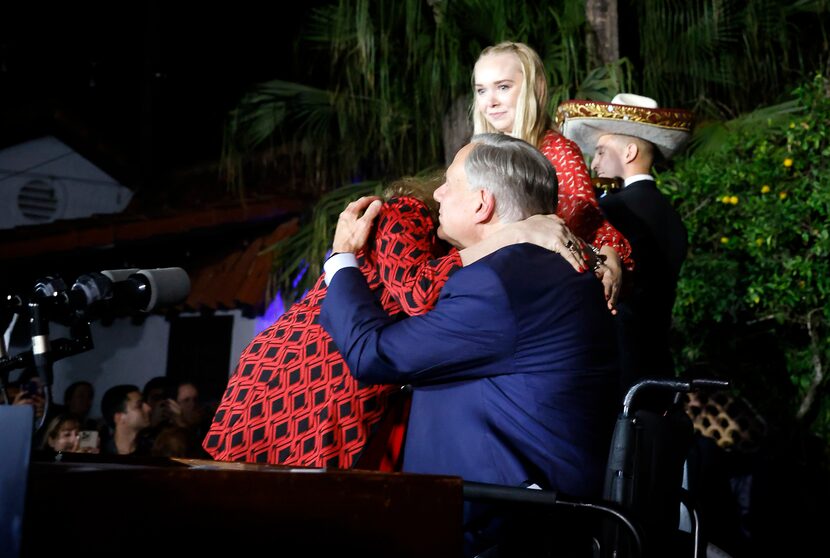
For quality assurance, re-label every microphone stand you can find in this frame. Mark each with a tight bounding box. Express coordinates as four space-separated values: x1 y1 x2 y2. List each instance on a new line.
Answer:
1 324 9 405
1 300 20 405
3 265 188 432
0 301 94 433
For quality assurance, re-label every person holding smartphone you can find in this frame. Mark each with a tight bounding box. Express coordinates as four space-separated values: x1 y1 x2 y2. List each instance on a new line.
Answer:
39 414 101 454
9 374 45 424
40 414 80 453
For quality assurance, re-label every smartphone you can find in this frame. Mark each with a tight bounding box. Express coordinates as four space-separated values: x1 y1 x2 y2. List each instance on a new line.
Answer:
22 381 41 398
78 430 100 450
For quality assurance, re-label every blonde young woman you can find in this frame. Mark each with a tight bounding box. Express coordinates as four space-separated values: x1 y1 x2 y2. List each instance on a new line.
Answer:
472 41 633 306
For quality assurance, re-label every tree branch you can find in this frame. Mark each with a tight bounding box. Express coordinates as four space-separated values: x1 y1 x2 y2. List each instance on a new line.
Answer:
796 308 826 421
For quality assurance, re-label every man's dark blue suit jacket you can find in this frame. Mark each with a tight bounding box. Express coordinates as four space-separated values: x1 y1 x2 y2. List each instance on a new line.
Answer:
321 243 619 499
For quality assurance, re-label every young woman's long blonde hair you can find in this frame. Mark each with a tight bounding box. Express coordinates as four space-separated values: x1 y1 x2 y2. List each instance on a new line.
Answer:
471 42 553 148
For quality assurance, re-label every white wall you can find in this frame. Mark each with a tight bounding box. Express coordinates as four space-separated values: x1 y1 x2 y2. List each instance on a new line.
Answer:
5 308 267 420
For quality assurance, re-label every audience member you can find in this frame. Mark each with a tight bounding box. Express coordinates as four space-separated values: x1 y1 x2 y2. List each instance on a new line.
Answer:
6 373 47 445
175 380 204 431
156 380 211 458
62 380 106 434
8 376 44 412
143 376 177 428
138 377 210 458
100 384 151 456
39 414 81 453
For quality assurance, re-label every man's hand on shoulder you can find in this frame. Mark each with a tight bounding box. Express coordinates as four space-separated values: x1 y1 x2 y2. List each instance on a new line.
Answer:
333 196 384 254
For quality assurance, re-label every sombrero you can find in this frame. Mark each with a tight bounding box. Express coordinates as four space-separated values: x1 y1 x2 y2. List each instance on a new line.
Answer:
555 93 695 159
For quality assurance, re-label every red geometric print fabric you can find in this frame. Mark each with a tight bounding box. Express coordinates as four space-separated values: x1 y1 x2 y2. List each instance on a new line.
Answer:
203 197 460 469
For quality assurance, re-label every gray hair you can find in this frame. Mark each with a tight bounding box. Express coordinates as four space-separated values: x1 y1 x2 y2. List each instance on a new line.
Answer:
465 133 558 223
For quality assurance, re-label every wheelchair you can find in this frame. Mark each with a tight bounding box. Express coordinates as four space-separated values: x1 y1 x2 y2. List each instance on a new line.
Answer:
464 377 731 558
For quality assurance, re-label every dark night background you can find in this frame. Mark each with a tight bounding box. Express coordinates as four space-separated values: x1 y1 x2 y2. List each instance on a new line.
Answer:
0 1 328 202
0 1 336 331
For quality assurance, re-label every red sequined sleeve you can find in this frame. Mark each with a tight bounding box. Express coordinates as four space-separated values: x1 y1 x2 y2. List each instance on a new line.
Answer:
368 196 462 316
540 130 633 269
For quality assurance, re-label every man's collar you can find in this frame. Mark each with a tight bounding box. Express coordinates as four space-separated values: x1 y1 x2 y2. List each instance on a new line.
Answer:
624 174 655 187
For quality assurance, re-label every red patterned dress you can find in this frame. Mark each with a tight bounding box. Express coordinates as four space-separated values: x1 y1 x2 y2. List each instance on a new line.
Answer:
203 197 461 468
203 133 631 469
540 129 632 266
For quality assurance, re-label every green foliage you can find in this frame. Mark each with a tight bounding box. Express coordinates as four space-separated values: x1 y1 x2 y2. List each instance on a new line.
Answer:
225 0 635 307
638 0 829 118
223 0 634 194
216 0 830 451
262 181 383 305
664 74 830 436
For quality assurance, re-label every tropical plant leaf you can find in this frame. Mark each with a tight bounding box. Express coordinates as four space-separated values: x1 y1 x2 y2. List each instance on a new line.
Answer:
572 58 635 103
262 180 383 306
223 0 828 318
688 98 804 155
638 0 828 117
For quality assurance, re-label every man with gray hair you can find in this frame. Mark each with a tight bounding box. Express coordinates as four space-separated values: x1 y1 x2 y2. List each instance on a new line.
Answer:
321 133 618 555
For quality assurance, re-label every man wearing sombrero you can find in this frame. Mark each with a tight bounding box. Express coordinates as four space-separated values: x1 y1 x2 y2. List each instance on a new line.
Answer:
556 94 695 402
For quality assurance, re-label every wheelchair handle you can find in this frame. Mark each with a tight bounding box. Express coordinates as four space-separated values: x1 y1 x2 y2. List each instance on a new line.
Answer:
622 378 730 417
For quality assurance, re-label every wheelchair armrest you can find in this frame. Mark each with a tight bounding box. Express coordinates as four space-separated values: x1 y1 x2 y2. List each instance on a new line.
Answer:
463 481 644 557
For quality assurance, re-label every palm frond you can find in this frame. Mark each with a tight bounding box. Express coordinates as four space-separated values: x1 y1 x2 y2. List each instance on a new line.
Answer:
687 98 804 155
220 80 338 193
571 58 635 103
638 0 828 115
263 181 384 306
223 0 828 317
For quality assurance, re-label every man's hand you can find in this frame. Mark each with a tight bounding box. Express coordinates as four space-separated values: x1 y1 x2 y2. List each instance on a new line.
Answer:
595 246 622 314
332 196 384 254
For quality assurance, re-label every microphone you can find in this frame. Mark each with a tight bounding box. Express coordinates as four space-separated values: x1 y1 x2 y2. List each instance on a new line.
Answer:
120 268 191 312
27 267 190 324
69 269 139 313
71 267 190 314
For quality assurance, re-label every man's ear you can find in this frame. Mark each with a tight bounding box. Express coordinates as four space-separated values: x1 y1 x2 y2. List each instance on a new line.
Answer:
474 189 497 224
623 141 640 164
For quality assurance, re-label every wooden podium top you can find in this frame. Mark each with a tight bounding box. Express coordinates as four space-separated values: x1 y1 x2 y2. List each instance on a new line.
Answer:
24 453 464 558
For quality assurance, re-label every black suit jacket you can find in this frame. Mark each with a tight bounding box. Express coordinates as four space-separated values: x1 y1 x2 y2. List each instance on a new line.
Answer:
600 178 688 393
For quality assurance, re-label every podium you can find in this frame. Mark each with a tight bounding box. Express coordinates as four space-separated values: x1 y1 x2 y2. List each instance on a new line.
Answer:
23 453 464 557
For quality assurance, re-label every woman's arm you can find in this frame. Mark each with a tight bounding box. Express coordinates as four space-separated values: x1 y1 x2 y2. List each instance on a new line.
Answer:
459 214 588 272
539 131 634 308
542 131 633 269
371 197 462 316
